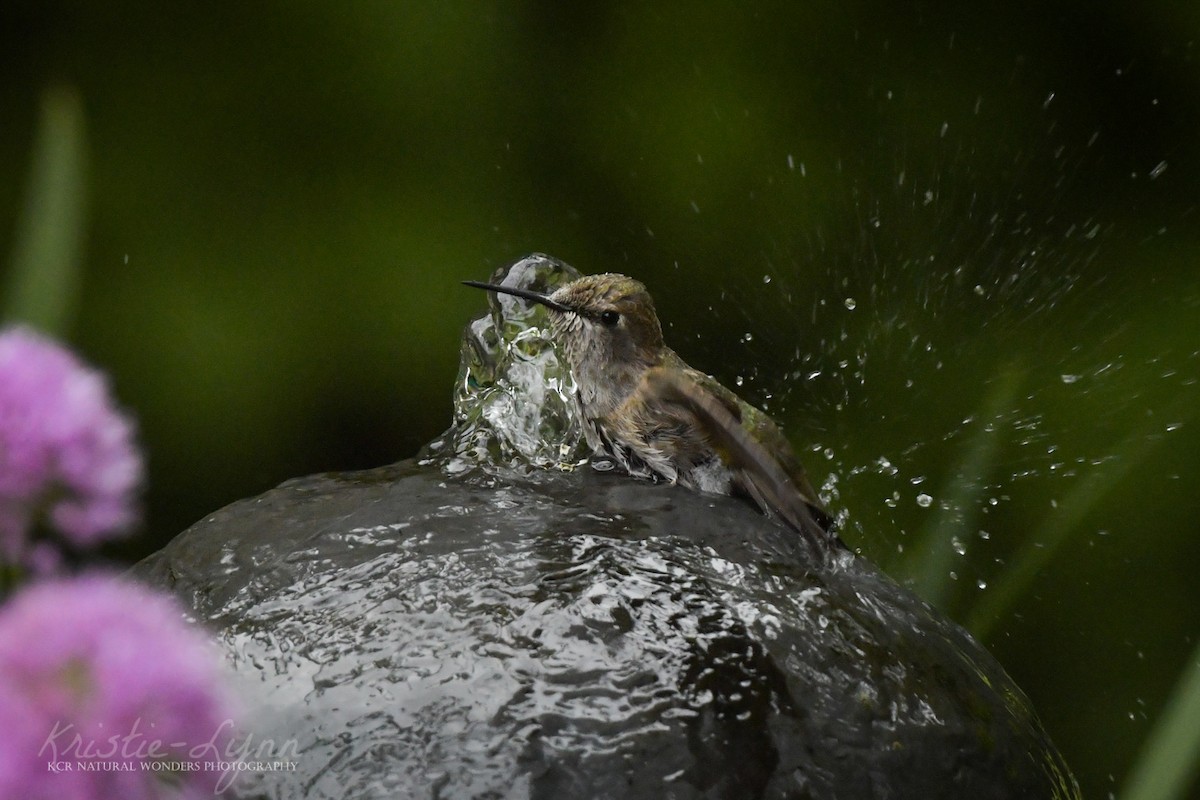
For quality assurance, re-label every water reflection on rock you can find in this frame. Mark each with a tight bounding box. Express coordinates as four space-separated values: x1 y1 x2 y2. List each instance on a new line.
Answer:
134 462 1076 799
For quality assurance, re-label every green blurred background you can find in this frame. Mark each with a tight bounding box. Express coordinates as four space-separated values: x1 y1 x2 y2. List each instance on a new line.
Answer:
3 1 1198 797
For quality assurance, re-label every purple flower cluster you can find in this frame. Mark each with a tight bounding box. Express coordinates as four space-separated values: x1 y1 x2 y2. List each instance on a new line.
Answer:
0 327 142 568
0 574 236 800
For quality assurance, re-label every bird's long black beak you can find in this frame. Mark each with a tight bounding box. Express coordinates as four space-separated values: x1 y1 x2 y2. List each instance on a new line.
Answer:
462 280 571 313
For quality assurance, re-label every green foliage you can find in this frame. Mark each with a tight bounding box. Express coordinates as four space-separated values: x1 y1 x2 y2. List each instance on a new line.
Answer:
893 367 1023 611
1123 638 1200 800
3 86 85 337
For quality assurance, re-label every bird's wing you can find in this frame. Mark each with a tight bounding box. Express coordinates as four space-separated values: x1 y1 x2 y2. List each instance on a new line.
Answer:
643 366 841 560
662 352 830 517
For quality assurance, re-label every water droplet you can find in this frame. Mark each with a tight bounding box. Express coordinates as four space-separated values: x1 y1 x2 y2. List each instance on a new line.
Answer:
787 154 795 170
951 537 966 555
973 284 985 296
844 297 857 310
978 529 991 540
916 493 933 508
735 375 745 386
1060 374 1080 384
976 579 988 590
741 332 753 343
1149 160 1168 179
1167 422 1183 432
762 274 772 284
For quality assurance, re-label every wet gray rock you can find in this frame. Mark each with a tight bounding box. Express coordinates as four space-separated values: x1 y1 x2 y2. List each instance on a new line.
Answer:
131 255 1079 799
133 461 1076 800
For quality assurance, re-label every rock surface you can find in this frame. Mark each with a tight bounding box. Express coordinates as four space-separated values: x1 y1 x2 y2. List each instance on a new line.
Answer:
133 460 1076 799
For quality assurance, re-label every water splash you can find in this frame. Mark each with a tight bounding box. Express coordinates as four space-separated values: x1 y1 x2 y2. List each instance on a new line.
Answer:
703 72 1200 638
422 253 587 475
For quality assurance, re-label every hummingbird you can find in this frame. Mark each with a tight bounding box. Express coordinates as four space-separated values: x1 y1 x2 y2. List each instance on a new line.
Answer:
464 272 840 559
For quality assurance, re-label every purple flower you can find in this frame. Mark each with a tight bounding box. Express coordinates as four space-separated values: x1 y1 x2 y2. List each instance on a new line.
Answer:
0 327 142 567
0 574 236 800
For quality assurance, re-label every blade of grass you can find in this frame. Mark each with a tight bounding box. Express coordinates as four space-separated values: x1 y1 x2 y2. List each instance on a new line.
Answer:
966 395 1193 641
3 85 87 337
1120 640 1200 800
894 368 1022 610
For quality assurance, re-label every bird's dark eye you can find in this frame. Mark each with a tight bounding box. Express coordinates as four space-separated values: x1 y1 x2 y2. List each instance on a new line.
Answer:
599 310 620 327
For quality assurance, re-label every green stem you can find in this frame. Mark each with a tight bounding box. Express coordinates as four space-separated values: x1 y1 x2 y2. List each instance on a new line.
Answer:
895 368 1021 610
3 85 88 337
967 396 1193 640
1120 640 1200 800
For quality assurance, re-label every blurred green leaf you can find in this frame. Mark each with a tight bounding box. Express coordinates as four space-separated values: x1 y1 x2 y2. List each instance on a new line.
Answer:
1121 641 1200 800
3 85 87 337
966 395 1193 641
894 368 1022 610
